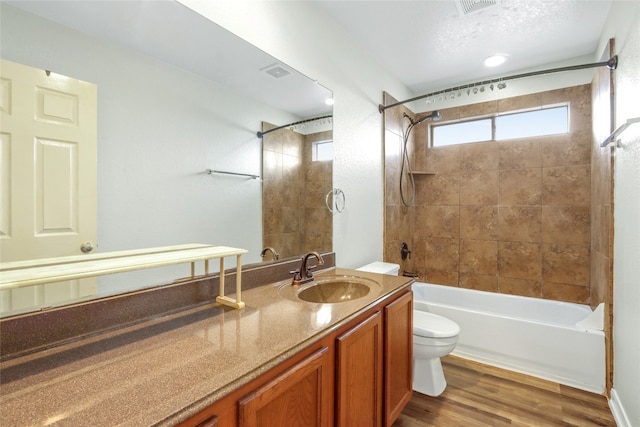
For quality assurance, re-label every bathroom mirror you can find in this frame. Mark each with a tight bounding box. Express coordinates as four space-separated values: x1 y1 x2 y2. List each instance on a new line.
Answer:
0 1 332 315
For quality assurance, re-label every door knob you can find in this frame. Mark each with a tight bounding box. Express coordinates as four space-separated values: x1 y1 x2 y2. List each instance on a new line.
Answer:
80 242 94 253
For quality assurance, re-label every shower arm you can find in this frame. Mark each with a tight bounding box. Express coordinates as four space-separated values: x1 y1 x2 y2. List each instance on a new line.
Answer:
379 56 618 113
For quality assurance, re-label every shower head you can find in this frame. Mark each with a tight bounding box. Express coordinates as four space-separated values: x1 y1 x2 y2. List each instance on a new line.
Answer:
403 110 441 131
416 110 441 124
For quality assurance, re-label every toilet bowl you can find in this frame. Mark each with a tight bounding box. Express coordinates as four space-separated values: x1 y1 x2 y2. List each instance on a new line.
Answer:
355 262 460 397
413 311 460 397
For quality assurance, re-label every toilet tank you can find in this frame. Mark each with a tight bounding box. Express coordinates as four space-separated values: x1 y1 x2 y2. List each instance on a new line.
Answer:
356 262 400 276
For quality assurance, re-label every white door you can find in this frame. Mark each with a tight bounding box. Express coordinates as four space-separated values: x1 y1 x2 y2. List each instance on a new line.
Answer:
0 59 97 315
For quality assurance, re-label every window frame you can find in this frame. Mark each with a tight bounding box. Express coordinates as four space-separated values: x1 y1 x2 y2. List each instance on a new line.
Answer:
311 139 334 162
429 103 569 147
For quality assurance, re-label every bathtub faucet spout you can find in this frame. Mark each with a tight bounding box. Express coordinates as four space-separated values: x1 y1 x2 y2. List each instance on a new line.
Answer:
401 242 412 260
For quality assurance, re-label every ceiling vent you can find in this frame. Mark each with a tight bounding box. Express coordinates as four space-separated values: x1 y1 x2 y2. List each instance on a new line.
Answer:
455 0 500 16
263 64 291 79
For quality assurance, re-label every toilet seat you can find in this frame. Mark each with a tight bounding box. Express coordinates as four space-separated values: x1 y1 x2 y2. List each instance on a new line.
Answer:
414 311 460 338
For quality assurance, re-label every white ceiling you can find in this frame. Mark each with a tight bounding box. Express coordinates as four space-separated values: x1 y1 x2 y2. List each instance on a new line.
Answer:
316 0 613 94
4 0 333 118
6 0 613 116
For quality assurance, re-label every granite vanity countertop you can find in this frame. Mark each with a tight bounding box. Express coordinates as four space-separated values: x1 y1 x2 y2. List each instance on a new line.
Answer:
0 268 413 426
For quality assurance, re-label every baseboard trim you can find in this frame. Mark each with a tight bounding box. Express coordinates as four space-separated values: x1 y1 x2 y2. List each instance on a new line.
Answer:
609 388 632 427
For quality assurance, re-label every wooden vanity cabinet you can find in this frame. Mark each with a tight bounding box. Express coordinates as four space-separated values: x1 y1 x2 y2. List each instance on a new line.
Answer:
177 336 335 427
178 288 412 427
335 290 413 427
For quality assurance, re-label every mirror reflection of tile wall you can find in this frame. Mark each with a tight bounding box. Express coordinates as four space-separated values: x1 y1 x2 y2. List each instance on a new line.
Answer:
262 124 333 260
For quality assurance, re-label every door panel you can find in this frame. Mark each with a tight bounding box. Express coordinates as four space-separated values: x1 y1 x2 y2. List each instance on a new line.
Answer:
37 138 78 233
0 133 10 238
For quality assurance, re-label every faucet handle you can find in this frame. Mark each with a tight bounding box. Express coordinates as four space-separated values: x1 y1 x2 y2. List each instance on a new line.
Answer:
290 269 304 286
305 264 318 277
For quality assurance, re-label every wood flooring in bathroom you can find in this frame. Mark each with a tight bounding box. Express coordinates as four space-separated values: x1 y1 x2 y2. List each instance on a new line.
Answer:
393 356 616 427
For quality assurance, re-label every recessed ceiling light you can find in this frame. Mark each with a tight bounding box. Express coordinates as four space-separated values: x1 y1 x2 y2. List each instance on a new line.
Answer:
483 54 508 67
325 97 334 106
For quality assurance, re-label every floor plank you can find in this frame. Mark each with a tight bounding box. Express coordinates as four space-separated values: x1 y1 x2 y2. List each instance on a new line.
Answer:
394 356 616 426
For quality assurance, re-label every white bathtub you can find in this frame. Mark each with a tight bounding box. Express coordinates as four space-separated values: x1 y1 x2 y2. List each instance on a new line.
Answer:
412 282 606 393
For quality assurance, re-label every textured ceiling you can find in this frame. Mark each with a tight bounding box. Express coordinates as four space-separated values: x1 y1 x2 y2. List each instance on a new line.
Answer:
4 0 333 118
6 0 613 115
316 0 613 94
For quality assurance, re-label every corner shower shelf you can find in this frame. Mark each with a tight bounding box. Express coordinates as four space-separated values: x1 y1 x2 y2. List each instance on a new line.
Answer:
0 244 248 310
410 171 436 176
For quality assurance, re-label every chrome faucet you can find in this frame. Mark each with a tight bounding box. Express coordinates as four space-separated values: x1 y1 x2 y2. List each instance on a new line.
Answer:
260 246 280 261
290 252 325 285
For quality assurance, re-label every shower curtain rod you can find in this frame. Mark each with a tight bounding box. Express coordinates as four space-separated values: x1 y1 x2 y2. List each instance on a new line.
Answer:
257 114 332 138
379 56 618 113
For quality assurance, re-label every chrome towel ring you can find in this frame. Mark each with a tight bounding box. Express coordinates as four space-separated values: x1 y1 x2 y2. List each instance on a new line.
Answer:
325 188 345 214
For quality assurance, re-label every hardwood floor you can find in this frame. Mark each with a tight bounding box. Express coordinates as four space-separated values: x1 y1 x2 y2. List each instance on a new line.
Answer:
393 356 616 427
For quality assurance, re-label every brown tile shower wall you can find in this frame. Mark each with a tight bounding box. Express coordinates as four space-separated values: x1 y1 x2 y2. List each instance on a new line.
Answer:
383 93 417 273
591 41 616 393
301 130 333 254
590 54 615 311
262 124 332 259
384 85 593 304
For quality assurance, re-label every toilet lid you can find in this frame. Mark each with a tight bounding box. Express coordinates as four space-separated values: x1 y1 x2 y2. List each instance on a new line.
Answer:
413 311 460 338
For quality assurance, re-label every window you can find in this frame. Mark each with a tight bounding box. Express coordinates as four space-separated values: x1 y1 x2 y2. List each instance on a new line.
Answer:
432 119 492 146
431 105 568 147
496 106 568 140
312 140 333 162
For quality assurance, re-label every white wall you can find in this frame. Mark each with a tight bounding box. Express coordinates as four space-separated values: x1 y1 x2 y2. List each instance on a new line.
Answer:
599 2 640 426
177 0 413 269
1 5 298 294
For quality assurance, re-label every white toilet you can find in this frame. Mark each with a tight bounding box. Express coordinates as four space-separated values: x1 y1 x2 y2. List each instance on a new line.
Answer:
356 262 460 397
356 261 401 276
413 310 460 396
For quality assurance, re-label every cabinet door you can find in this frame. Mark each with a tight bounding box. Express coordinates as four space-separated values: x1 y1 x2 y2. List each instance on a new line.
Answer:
384 291 413 426
193 416 218 427
336 312 383 427
238 346 332 427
